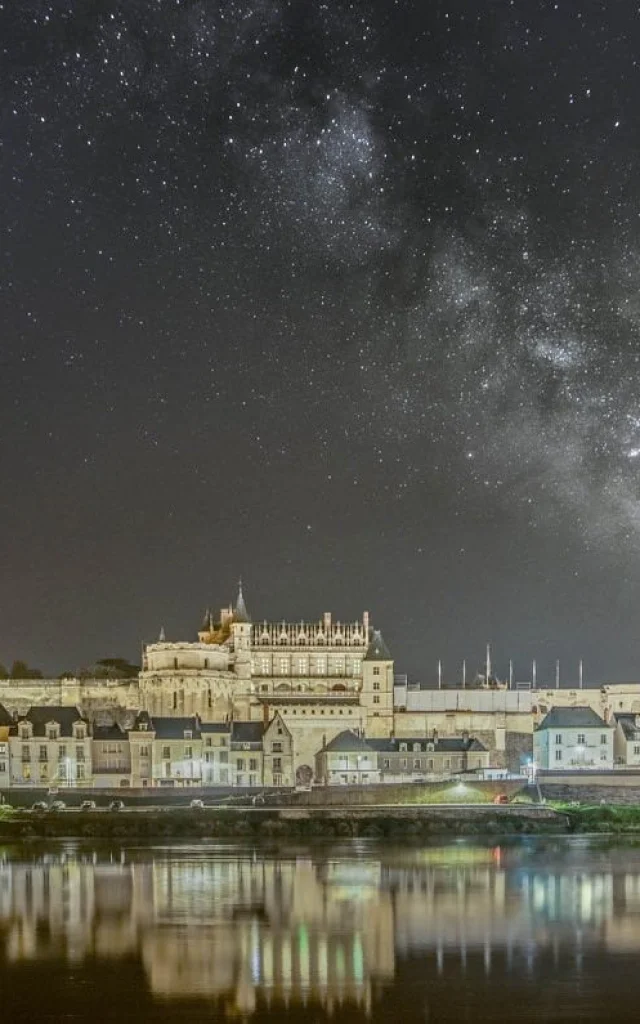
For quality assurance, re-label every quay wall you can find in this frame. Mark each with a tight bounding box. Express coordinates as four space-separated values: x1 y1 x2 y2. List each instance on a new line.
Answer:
540 769 640 805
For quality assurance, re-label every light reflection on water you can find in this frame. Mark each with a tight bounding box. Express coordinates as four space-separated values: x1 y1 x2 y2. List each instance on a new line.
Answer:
0 838 640 1019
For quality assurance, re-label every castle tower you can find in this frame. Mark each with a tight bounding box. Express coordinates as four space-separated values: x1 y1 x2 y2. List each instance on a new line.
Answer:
230 580 252 680
361 629 394 737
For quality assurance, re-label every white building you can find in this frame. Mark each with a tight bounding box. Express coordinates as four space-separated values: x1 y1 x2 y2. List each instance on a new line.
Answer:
613 713 640 767
8 706 93 787
534 706 614 770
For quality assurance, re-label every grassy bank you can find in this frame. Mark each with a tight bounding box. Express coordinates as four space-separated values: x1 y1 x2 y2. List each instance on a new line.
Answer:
557 803 640 833
0 806 565 840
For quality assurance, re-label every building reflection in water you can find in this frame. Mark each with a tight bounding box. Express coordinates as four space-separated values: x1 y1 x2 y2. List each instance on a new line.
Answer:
1 842 640 1014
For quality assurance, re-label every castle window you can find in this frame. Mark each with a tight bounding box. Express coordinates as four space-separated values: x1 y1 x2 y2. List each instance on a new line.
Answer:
173 658 178 670
373 682 380 691
373 667 380 676
204 658 209 669
373 696 380 704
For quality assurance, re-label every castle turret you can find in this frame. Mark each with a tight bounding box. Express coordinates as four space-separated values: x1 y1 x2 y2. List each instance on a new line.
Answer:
361 629 394 737
230 580 252 678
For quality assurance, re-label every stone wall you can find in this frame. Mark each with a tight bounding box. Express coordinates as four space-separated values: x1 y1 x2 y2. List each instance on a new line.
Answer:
539 769 640 805
0 678 137 716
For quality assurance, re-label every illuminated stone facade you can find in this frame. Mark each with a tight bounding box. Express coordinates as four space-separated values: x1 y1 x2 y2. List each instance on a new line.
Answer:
138 587 394 781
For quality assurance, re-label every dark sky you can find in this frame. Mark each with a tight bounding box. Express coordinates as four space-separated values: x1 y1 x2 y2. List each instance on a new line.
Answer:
2 0 640 685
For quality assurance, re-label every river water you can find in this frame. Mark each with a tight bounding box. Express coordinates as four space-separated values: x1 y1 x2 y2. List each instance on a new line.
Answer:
0 837 639 1021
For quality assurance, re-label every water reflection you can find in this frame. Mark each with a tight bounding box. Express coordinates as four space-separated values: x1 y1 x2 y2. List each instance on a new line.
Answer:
0 839 640 1015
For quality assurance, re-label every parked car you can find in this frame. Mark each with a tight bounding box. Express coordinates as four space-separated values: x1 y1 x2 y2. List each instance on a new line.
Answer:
493 794 509 805
109 800 124 811
50 800 66 812
31 801 48 812
190 799 205 809
80 800 97 811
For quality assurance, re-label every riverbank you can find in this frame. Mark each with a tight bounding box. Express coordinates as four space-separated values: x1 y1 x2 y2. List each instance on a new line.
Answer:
0 804 566 839
2 803 640 839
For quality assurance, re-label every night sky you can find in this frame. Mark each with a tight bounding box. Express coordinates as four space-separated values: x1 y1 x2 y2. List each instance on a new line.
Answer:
3 0 640 685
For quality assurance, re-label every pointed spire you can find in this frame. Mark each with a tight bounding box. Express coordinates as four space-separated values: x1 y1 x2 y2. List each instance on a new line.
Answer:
159 626 166 642
364 629 392 661
233 578 250 623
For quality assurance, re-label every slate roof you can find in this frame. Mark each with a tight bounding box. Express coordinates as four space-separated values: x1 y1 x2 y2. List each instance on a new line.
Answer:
322 730 373 753
536 706 609 731
364 629 392 662
614 713 640 741
232 582 250 623
0 703 14 727
93 722 127 741
367 736 487 754
151 716 201 739
18 705 87 737
231 721 264 745
200 722 231 733
257 695 359 705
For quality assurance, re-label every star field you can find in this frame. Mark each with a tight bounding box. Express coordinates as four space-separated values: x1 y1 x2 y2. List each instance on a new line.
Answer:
2 1 640 683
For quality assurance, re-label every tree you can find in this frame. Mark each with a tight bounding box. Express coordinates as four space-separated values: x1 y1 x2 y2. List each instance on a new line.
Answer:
10 660 43 679
95 658 140 679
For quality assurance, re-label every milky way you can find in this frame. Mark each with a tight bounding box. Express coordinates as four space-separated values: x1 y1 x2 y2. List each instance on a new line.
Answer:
3 1 640 681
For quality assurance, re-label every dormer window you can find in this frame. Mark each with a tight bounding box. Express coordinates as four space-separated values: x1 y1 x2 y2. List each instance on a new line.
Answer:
184 730 192 740
73 723 87 740
19 724 32 740
399 742 407 752
47 725 59 741
413 742 421 752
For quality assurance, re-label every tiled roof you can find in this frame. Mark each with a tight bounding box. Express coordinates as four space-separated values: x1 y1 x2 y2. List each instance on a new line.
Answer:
322 730 373 753
18 706 87 737
537 706 609 731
